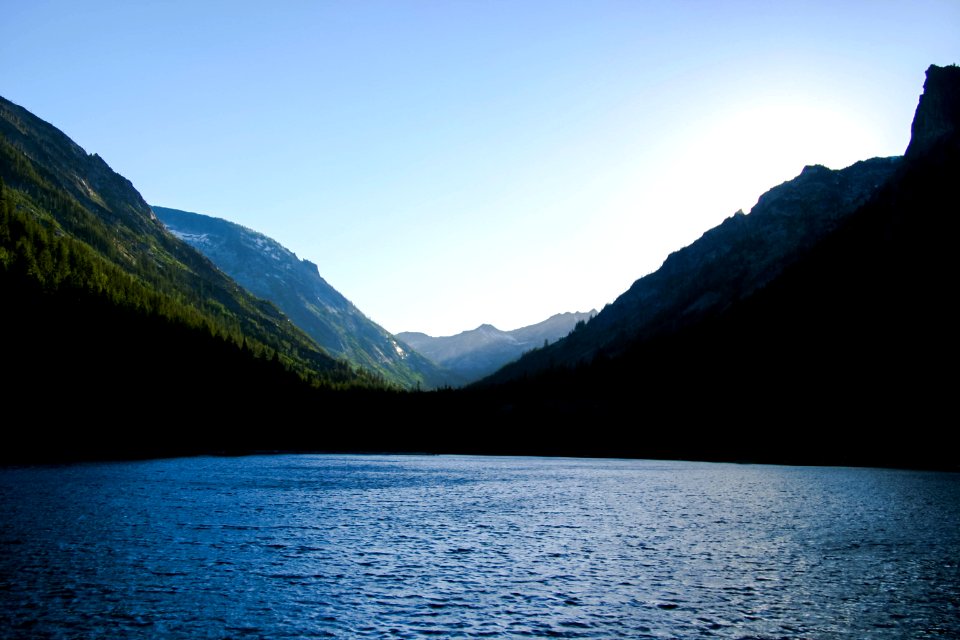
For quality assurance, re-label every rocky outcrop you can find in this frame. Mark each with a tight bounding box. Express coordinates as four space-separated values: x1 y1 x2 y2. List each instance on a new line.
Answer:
906 64 960 158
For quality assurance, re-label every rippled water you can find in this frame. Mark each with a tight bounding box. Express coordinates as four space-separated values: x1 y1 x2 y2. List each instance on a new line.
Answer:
1 455 958 638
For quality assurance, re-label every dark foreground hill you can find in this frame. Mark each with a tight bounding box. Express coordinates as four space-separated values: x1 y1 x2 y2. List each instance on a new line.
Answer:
454 64 959 468
485 157 901 382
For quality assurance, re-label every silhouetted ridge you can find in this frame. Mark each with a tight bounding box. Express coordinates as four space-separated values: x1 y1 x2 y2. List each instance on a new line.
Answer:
485 155 900 382
454 64 958 469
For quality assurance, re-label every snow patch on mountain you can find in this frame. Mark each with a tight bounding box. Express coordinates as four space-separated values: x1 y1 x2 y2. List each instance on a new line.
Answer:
168 229 210 246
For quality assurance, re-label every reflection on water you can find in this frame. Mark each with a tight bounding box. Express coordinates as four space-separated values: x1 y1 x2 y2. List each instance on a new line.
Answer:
1 455 958 638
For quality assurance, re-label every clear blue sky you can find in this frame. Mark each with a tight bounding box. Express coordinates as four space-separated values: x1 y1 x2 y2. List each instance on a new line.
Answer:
3 1 957 336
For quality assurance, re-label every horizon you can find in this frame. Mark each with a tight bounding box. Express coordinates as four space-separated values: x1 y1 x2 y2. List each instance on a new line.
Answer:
2 1 957 336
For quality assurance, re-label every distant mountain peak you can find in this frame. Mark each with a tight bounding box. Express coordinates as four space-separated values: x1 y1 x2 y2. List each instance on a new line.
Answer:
397 310 596 384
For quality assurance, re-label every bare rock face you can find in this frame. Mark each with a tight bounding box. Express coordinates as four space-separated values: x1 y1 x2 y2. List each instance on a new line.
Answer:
906 64 960 158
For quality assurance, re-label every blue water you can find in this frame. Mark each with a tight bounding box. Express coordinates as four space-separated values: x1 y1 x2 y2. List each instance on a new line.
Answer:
1 455 958 638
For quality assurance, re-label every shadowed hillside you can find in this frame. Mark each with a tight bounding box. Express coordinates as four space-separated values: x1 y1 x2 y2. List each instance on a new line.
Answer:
1 94 382 459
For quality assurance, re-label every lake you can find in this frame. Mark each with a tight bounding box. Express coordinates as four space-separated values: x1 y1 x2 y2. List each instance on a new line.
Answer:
1 455 957 638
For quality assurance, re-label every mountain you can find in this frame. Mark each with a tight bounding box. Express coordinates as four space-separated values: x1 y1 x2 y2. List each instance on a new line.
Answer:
0 93 380 455
398 310 595 383
3 63 954 468
463 64 958 467
154 207 454 389
486 155 901 382
489 66 958 390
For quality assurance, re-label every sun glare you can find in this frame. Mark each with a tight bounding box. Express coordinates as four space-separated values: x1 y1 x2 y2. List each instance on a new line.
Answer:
603 96 887 295
708 101 878 207
659 99 881 227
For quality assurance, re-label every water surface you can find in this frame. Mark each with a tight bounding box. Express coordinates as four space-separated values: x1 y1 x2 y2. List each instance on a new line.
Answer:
1 455 958 638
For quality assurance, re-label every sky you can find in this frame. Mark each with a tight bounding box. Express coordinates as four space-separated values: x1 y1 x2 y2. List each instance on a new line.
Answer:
2 1 957 336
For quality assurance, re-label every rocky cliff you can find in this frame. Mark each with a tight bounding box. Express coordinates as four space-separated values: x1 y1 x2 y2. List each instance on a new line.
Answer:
906 64 960 158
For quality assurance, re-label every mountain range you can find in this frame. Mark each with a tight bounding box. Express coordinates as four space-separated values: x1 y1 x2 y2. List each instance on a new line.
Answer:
155 206 592 388
397 311 595 384
1 63 956 468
